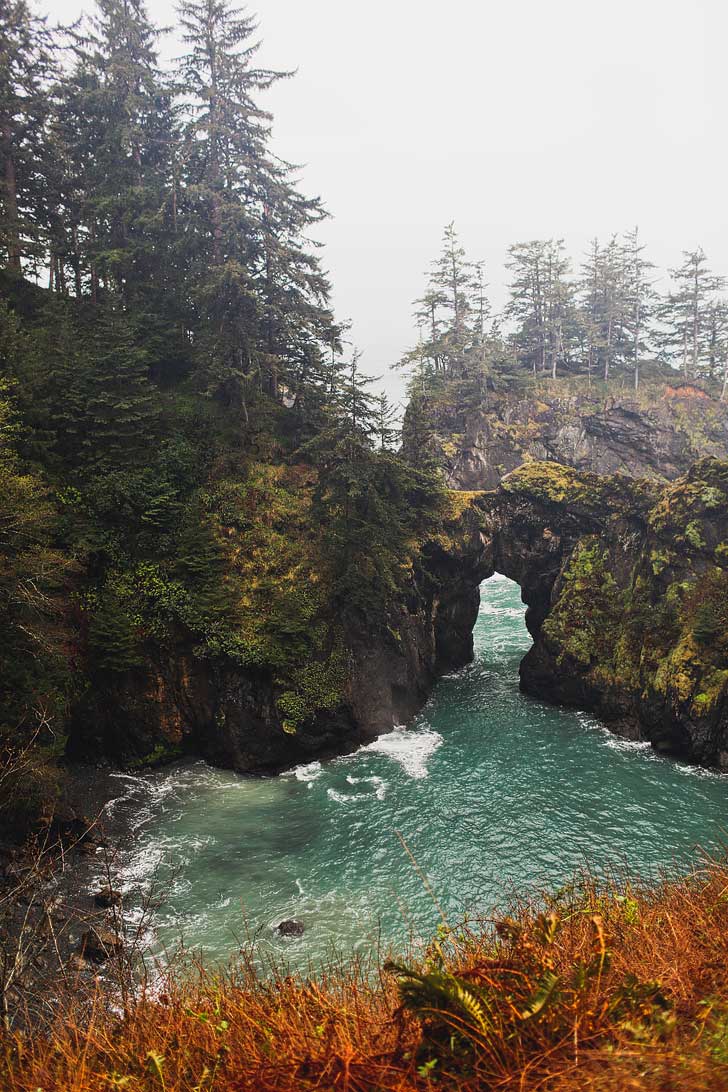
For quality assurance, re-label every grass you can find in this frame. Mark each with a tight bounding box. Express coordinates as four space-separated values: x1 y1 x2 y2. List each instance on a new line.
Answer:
5 856 728 1090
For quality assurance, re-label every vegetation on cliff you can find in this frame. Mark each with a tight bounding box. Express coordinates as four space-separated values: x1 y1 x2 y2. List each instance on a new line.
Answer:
0 0 444 826
396 224 728 401
494 458 728 764
403 375 728 489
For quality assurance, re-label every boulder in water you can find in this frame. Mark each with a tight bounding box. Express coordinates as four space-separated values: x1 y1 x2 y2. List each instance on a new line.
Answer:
94 887 122 908
276 919 304 937
79 926 123 963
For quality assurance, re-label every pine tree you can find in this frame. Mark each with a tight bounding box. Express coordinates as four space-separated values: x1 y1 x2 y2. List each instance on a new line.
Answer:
81 304 159 468
0 0 54 274
52 0 177 313
620 227 656 391
660 249 726 380
506 240 574 379
397 224 486 391
176 0 334 407
374 392 398 452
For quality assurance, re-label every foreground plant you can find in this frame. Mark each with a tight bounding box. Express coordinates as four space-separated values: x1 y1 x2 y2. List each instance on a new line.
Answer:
3 855 728 1090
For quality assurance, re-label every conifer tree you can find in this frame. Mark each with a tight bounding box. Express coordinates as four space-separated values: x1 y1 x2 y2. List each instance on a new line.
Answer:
374 392 398 452
176 0 333 406
620 227 656 390
51 0 177 312
0 0 54 274
507 240 574 378
660 249 726 380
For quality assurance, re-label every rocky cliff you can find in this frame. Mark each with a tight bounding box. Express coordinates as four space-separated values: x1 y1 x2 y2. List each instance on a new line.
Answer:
68 458 728 774
404 379 728 489
451 459 728 767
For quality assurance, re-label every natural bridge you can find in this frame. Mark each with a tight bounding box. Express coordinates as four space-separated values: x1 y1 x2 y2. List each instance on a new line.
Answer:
351 458 728 771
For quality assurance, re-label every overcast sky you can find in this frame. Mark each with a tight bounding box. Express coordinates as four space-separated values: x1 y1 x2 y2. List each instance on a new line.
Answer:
47 0 728 402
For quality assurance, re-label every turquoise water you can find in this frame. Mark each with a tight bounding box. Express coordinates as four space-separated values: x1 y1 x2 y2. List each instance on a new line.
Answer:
105 575 728 967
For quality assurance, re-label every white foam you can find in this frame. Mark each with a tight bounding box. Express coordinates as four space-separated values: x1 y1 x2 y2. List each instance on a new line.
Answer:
327 788 371 804
601 736 652 753
346 775 387 800
291 761 323 783
356 726 443 780
479 603 524 618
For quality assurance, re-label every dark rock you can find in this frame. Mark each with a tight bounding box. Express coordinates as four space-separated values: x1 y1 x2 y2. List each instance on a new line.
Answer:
80 926 123 963
276 919 305 937
403 384 728 491
94 887 122 908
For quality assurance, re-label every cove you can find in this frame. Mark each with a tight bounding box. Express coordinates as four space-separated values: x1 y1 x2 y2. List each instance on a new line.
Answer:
103 575 728 969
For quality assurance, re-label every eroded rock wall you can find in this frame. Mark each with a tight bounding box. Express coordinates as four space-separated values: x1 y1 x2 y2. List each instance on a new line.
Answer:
404 383 728 489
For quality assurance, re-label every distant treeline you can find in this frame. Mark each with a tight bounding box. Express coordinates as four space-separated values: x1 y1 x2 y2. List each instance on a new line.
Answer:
398 224 728 398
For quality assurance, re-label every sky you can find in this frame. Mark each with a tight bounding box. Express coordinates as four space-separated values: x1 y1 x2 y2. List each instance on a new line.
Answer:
45 0 728 403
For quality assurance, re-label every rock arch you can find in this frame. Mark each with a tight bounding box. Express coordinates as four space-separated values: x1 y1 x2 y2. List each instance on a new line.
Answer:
391 459 728 769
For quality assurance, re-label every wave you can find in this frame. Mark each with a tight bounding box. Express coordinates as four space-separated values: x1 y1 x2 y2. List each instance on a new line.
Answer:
479 603 525 618
346 774 387 800
355 725 443 780
290 761 323 784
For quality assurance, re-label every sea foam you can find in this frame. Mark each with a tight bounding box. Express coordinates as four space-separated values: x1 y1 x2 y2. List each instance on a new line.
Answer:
356 725 443 780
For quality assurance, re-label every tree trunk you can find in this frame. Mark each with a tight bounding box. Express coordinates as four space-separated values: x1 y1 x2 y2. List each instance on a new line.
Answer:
633 307 641 392
2 124 22 272
71 224 82 297
692 264 699 378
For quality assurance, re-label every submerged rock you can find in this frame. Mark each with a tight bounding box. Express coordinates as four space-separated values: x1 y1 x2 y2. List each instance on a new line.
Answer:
276 919 305 937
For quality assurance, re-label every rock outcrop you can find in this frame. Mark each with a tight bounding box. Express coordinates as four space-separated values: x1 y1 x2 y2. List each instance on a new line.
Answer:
404 381 728 489
420 459 728 768
68 458 728 774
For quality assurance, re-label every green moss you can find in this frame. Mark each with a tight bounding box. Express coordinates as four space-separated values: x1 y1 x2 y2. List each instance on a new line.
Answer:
501 460 652 517
648 459 728 536
128 742 183 769
685 521 706 550
542 539 624 673
275 641 348 729
650 549 670 575
715 544 728 568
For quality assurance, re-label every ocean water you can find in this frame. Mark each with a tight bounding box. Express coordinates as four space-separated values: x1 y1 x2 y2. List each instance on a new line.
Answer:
102 575 728 968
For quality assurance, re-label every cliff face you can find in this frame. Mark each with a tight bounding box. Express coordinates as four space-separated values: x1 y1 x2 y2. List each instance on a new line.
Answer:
423 460 728 768
69 458 728 774
405 381 728 489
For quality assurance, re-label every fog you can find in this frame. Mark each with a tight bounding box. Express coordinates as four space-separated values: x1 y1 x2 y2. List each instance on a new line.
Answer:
46 0 728 400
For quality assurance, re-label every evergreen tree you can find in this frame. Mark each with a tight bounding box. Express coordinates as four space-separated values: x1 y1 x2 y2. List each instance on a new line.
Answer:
620 227 656 390
506 240 575 378
80 304 159 468
374 392 398 452
176 0 334 406
659 248 726 380
398 223 486 390
51 0 178 316
0 0 54 274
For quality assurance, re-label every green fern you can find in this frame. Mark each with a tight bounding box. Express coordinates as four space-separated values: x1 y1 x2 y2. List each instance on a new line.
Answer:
386 962 494 1038
520 971 560 1020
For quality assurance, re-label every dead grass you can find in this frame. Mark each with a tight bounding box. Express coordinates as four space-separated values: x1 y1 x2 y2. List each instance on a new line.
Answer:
4 855 728 1091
